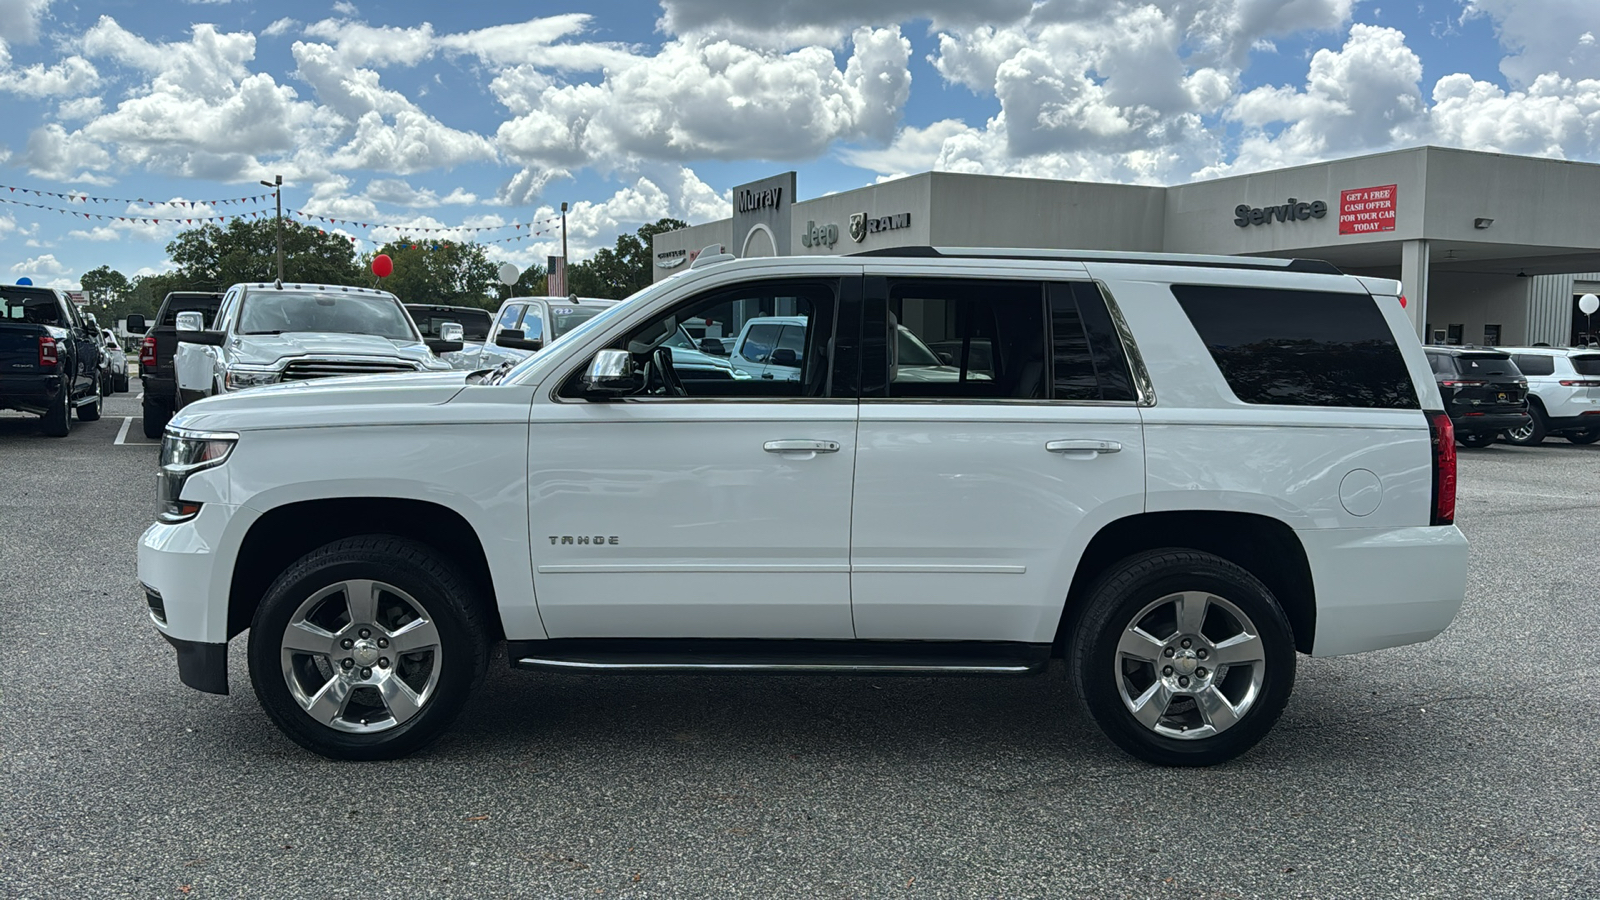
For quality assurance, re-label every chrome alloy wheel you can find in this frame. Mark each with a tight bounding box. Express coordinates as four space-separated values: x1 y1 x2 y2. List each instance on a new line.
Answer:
1114 590 1266 740
279 579 443 734
1503 421 1536 442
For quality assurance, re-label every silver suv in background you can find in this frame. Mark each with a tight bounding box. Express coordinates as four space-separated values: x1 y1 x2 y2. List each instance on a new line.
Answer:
1496 347 1600 445
172 283 458 406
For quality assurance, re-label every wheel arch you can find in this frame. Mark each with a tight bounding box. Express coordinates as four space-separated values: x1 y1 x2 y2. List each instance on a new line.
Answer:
228 497 503 642
1056 511 1316 655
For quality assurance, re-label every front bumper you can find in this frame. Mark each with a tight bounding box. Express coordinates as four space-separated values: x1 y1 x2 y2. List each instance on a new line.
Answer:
138 501 253 694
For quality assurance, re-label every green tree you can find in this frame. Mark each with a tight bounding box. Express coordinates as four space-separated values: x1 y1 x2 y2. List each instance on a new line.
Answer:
567 218 687 299
167 217 365 289
365 238 499 309
509 261 547 298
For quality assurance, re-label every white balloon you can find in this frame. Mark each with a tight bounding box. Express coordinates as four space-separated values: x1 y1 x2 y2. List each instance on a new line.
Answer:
1580 293 1599 315
497 262 520 286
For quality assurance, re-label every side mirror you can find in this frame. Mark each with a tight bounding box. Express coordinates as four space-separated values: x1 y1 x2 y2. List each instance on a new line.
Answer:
175 312 226 346
438 322 465 344
495 328 543 352
125 314 146 333
580 349 639 398
698 338 729 356
770 348 799 367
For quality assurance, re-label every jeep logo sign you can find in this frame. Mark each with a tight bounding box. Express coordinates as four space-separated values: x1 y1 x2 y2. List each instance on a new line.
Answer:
800 220 838 249
1234 198 1327 227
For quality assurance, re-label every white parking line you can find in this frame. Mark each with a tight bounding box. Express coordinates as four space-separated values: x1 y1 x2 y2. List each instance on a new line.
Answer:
114 416 133 445
135 391 144 401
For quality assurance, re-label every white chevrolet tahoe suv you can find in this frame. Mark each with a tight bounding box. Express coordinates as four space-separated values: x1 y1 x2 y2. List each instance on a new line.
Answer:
139 248 1468 766
171 282 456 407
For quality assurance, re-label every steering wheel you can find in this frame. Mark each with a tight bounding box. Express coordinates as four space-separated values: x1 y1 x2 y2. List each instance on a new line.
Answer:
652 346 687 397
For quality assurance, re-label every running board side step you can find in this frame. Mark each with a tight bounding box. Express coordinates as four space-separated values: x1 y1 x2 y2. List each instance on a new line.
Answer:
507 639 1051 676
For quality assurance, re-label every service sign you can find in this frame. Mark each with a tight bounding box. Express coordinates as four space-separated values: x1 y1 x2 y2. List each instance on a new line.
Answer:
1339 185 1397 235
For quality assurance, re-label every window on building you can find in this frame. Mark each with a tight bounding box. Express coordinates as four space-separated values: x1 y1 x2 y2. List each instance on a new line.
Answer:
1172 285 1418 409
1483 324 1501 346
1446 324 1464 346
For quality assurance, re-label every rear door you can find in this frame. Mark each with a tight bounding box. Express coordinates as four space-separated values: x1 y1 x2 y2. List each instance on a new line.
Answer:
848 271 1147 643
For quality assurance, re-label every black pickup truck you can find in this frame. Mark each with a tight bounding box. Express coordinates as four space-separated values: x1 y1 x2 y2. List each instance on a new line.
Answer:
0 285 103 435
127 291 224 439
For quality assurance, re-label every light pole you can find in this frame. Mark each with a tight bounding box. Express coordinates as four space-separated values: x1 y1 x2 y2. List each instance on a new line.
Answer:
560 200 568 266
260 174 283 282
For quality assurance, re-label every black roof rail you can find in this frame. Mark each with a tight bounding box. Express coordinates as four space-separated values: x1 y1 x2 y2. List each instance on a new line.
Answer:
847 245 1344 276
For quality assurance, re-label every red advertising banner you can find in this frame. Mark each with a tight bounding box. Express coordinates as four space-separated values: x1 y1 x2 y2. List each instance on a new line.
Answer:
1339 184 1397 235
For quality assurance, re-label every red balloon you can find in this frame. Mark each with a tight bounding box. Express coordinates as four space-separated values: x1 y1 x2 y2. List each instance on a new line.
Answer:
371 254 393 278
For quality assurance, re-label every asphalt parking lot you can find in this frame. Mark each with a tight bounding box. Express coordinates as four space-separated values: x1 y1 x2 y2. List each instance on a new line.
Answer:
2 393 1597 899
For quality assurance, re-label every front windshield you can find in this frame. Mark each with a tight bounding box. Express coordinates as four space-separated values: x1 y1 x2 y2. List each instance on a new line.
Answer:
239 290 416 340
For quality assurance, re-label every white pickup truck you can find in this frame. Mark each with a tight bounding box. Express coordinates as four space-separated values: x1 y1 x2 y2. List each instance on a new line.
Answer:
140 248 1467 767
172 282 456 405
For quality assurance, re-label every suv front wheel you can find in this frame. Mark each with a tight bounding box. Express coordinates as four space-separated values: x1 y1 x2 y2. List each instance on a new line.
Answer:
247 536 490 760
1070 550 1296 766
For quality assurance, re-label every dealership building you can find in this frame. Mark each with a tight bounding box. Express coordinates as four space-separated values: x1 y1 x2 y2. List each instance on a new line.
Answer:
653 146 1600 347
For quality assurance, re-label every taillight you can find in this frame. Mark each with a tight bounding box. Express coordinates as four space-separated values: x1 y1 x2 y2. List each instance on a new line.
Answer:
1440 380 1487 387
140 335 157 367
1558 379 1600 386
1427 411 1456 526
38 335 58 367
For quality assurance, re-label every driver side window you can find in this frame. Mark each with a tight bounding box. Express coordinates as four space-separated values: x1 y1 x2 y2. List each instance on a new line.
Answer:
560 278 840 400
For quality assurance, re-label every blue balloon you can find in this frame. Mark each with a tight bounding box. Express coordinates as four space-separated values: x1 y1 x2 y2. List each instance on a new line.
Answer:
15 277 31 285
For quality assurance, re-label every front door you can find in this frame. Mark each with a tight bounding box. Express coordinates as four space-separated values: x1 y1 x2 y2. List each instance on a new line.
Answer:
528 274 859 639
849 276 1147 643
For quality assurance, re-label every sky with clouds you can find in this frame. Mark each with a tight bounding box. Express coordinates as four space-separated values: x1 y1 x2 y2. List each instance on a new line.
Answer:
0 0 1595 289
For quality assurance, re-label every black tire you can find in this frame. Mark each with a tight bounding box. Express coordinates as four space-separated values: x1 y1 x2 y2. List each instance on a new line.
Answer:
116 373 130 393
141 398 170 439
1566 431 1600 445
39 385 71 437
1069 549 1296 767
77 377 102 421
1457 432 1496 448
1501 407 1546 446
248 536 491 761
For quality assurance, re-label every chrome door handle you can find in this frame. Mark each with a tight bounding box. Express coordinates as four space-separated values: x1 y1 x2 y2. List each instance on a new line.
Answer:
764 440 841 453
1046 440 1122 454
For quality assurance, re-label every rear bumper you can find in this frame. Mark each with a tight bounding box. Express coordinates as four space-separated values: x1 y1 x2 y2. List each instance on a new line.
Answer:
1301 524 1469 657
0 372 63 410
141 373 174 398
1451 412 1529 435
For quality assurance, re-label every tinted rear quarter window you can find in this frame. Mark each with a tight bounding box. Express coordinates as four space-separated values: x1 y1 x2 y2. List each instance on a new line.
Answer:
1172 285 1417 409
1571 355 1600 376
1510 353 1555 376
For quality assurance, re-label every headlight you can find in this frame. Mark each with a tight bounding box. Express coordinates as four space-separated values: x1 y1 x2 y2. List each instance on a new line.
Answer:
224 365 280 390
158 428 238 523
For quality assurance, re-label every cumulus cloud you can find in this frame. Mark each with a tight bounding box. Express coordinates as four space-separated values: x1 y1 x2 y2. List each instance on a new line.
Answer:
12 252 69 276
0 0 52 44
1468 0 1600 86
658 0 1032 45
494 26 912 173
0 53 99 97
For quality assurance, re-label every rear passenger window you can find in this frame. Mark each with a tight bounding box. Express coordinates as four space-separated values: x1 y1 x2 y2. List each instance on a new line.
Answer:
1511 354 1554 376
885 279 1045 399
1172 285 1418 409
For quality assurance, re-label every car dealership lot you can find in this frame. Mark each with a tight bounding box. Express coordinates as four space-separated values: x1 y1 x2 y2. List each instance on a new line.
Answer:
2 398 1596 898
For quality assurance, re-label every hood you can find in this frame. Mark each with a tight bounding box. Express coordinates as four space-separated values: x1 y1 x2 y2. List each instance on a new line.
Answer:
231 331 433 366
171 370 471 433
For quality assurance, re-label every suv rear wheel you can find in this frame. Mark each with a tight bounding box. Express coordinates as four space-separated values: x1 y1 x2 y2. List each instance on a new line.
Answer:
1070 550 1295 766
247 536 490 760
1566 431 1600 445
